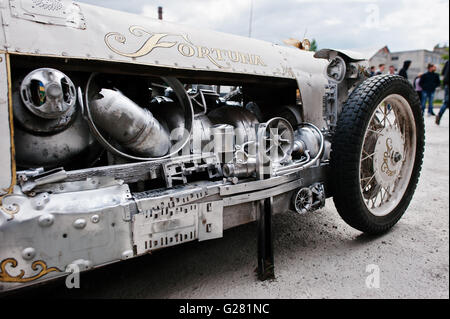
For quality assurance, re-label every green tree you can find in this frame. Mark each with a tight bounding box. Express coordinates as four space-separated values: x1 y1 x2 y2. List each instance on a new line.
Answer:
310 39 318 52
442 47 449 61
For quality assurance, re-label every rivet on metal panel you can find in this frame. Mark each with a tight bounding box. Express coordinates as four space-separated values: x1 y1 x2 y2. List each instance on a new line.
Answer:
38 214 54 227
91 215 100 223
73 218 87 229
67 259 92 271
121 250 133 260
21 247 36 260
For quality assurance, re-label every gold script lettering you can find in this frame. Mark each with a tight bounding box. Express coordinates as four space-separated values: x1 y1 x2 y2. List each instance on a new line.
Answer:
211 48 225 61
105 26 177 58
227 50 240 62
253 55 267 66
178 43 195 57
239 52 252 64
197 46 227 69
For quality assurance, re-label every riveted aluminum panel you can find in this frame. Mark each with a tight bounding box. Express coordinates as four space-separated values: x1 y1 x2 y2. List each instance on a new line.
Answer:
0 53 13 196
0 184 133 291
0 1 297 79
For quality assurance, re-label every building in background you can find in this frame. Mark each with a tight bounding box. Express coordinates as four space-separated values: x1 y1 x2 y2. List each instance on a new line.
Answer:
369 45 447 100
369 46 446 82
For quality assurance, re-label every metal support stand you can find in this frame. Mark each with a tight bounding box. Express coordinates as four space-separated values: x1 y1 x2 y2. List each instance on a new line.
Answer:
257 197 275 280
256 123 275 281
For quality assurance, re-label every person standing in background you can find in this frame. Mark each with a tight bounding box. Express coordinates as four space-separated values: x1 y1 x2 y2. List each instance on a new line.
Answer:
414 73 423 104
419 64 441 116
376 64 385 75
389 65 396 75
399 60 411 79
369 66 376 77
436 60 449 125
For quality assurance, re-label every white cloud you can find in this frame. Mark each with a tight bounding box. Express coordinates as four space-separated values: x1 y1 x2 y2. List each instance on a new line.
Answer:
78 0 449 53
141 0 252 35
324 18 343 26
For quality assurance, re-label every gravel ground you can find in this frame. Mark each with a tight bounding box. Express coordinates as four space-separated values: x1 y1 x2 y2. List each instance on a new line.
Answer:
8 111 449 299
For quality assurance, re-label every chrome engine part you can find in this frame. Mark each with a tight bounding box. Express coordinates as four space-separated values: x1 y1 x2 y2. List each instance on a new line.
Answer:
13 69 100 169
223 158 256 178
89 88 171 157
262 117 295 164
81 75 194 162
14 111 99 169
211 124 235 164
292 183 326 214
292 125 323 159
192 115 213 156
20 68 77 119
293 187 313 214
208 106 259 147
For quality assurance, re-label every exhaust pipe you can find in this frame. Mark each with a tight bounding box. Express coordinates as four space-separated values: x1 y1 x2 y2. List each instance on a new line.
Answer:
90 88 171 157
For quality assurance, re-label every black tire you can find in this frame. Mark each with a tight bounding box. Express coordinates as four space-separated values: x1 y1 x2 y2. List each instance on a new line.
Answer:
330 75 425 234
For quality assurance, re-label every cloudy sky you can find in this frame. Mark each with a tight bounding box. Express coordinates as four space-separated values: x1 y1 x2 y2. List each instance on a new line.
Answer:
79 0 449 57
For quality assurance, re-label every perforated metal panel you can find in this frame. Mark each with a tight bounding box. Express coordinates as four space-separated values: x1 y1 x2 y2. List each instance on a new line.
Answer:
9 0 86 29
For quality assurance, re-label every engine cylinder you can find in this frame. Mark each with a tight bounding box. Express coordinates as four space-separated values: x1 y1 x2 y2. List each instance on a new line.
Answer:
211 124 235 164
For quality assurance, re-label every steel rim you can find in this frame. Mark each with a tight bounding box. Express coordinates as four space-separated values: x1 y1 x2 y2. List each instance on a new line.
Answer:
359 94 417 217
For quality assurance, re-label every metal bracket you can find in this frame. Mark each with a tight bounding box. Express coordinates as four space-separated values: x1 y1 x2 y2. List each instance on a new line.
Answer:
162 154 222 188
323 83 338 130
17 167 67 192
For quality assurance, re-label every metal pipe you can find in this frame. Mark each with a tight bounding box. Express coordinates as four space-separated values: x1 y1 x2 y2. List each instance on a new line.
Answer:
90 88 171 157
274 123 324 175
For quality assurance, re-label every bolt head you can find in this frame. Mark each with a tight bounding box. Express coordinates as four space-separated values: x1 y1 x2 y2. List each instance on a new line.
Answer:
393 152 402 163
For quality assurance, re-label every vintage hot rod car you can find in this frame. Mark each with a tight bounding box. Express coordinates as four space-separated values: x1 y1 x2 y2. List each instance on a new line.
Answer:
0 0 424 292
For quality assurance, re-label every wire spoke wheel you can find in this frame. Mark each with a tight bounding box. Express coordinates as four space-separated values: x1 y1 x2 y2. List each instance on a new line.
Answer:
331 75 424 234
359 94 416 216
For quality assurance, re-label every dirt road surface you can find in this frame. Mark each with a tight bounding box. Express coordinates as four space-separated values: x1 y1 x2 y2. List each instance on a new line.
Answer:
6 112 449 299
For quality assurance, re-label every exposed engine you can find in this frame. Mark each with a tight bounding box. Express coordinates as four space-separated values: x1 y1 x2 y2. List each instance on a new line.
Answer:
13 68 326 196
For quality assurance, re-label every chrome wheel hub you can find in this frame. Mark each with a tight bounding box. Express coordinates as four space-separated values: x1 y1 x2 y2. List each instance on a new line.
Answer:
373 126 405 189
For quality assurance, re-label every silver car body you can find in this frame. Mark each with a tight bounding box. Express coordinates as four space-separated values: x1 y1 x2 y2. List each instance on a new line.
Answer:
0 0 367 291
